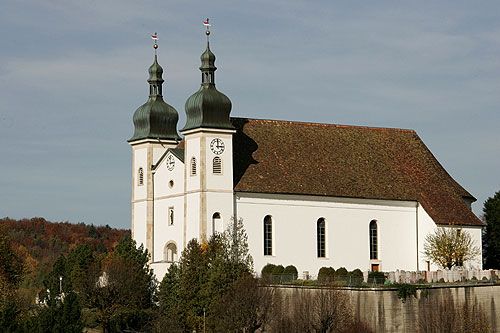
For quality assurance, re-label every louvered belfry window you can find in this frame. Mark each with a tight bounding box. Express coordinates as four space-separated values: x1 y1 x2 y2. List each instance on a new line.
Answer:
213 156 222 174
190 157 197 176
138 168 144 186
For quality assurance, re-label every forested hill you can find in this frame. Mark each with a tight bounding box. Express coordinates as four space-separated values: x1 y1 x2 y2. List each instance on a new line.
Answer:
0 217 129 292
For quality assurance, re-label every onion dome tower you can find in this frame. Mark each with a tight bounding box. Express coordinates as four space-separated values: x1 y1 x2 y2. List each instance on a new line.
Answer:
129 40 181 142
181 25 234 132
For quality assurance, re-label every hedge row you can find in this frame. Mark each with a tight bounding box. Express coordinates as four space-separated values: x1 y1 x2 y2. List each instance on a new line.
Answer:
261 264 386 285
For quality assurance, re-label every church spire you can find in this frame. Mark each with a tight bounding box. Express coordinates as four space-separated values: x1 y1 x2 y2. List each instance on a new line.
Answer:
200 20 216 85
129 34 181 142
181 19 234 132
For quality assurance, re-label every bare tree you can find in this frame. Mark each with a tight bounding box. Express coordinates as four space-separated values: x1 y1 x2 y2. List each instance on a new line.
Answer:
423 227 480 269
267 287 371 333
418 295 491 333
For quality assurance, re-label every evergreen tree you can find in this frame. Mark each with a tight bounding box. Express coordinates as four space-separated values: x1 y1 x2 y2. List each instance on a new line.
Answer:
29 291 83 333
156 220 256 332
88 236 156 333
484 191 500 269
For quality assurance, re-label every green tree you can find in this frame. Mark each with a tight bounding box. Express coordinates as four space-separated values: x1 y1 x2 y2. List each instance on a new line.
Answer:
484 191 500 269
424 227 480 269
28 291 84 333
87 236 156 333
156 219 255 332
224 216 254 272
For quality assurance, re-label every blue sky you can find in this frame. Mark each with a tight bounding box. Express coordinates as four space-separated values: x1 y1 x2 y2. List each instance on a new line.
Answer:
1 1 499 229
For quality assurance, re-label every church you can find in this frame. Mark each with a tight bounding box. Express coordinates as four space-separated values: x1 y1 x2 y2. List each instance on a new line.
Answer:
128 29 483 281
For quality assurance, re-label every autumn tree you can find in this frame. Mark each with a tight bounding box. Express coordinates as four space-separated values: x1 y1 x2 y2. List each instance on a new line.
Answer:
483 191 500 269
424 227 480 269
0 231 25 332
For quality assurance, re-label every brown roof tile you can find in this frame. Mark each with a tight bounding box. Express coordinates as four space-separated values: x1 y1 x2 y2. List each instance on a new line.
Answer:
232 117 482 227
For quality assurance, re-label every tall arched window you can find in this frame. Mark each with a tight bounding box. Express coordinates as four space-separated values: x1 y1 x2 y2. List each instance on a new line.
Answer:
138 167 144 186
212 212 221 235
213 156 222 174
317 218 326 258
164 242 177 263
190 157 197 176
369 220 378 260
264 215 273 256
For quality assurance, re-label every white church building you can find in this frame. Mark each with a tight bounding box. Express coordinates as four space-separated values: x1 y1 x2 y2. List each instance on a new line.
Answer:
128 31 483 281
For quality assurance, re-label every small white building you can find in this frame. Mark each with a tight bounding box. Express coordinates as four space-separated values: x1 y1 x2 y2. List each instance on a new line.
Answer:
128 33 483 281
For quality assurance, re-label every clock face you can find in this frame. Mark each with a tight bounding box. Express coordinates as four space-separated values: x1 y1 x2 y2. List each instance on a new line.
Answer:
166 155 175 171
210 138 225 155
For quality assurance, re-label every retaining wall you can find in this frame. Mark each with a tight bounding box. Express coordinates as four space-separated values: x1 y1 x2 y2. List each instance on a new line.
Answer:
277 284 500 332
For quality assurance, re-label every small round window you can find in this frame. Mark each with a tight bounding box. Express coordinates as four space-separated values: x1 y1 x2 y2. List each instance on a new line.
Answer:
169 180 174 188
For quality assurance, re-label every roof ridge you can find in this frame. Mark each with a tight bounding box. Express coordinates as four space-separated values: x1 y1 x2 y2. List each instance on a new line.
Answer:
231 116 416 133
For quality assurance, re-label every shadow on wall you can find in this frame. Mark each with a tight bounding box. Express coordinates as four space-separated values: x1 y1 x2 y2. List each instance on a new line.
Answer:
232 118 259 187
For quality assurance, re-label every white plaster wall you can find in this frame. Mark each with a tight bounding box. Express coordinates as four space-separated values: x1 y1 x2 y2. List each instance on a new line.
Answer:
236 193 419 276
467 226 483 269
151 262 170 282
417 205 440 271
133 147 148 200
154 152 184 199
153 196 184 263
185 192 201 243
185 136 201 192
206 192 234 237
152 146 167 163
205 133 233 191
132 201 147 250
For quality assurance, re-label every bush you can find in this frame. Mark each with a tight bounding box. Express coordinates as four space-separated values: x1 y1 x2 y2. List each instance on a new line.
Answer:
261 264 276 277
394 283 417 303
334 267 349 282
349 269 364 285
283 265 298 281
367 271 385 284
317 267 335 284
272 265 285 275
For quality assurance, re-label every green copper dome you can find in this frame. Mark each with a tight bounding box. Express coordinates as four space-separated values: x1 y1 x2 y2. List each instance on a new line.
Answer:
129 55 181 142
181 40 234 132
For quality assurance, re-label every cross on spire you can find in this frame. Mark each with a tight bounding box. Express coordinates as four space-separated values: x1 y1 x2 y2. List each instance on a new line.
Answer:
151 32 158 54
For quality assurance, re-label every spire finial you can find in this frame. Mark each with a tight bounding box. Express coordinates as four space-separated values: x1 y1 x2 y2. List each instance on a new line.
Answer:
151 32 158 55
203 18 211 46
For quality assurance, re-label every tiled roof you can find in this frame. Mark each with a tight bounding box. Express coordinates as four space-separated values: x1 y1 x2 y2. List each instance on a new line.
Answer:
232 117 482 227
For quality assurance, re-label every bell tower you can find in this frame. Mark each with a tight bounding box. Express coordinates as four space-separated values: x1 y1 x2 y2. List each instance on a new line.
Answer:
181 20 236 243
128 35 181 256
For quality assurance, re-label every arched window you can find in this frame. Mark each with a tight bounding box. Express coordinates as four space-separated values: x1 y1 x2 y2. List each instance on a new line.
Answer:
164 242 177 263
138 167 144 186
212 212 221 235
213 156 222 174
369 220 378 260
264 215 273 256
317 218 326 258
190 157 197 176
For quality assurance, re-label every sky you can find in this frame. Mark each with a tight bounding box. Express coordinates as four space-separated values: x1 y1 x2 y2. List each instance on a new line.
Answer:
1 1 499 229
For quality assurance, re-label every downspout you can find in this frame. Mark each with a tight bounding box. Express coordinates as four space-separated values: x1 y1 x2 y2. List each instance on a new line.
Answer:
416 202 419 272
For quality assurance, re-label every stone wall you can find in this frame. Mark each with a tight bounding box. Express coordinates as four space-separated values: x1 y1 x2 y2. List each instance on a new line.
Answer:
277 284 500 332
